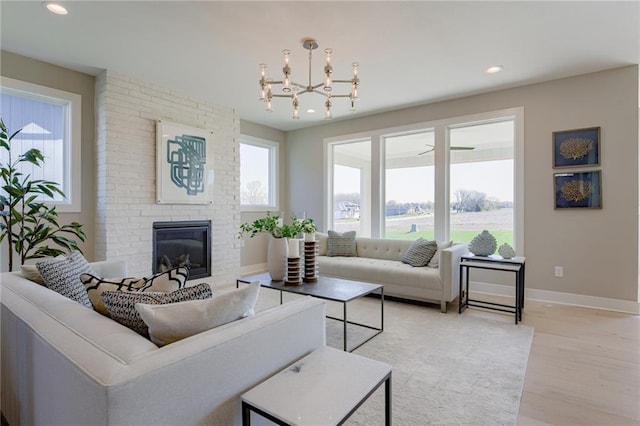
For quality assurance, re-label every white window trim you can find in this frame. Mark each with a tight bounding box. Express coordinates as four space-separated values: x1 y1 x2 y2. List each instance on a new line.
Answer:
0 76 82 213
323 107 524 253
239 134 280 212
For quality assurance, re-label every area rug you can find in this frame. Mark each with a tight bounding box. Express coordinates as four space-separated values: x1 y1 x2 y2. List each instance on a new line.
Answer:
256 290 534 426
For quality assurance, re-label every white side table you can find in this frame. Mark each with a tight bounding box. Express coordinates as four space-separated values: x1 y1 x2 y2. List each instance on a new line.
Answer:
458 255 526 324
241 346 392 425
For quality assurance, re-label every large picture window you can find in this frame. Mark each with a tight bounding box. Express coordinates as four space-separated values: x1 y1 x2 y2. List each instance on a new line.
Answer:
326 108 523 252
239 136 279 211
0 77 81 212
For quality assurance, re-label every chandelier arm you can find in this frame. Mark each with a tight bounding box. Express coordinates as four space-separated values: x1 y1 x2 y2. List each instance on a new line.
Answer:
327 94 353 98
331 79 356 84
270 93 294 99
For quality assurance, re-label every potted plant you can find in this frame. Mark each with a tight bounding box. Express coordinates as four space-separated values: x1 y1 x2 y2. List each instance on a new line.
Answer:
0 117 87 272
299 218 317 241
239 213 315 280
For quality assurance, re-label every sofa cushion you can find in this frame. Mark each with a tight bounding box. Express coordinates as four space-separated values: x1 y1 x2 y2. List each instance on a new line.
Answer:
427 240 453 268
21 255 67 285
101 283 212 337
319 256 441 291
80 267 189 316
36 252 95 308
136 281 261 346
327 230 357 257
402 238 438 267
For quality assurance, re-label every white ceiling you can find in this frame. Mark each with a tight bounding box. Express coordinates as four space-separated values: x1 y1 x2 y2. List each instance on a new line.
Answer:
1 1 638 132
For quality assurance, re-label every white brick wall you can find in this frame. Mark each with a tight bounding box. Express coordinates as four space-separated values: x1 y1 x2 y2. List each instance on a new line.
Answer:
95 71 241 286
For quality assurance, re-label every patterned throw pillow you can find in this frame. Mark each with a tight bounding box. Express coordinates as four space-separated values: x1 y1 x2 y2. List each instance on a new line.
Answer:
37 252 95 308
136 281 261 346
101 283 212 337
326 230 357 257
401 238 438 267
80 267 189 316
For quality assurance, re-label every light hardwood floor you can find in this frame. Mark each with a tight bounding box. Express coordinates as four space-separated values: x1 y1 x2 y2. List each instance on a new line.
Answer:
465 295 640 425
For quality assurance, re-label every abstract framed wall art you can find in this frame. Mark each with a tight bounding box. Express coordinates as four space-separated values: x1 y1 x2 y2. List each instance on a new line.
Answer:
552 127 600 168
156 119 214 204
554 171 601 209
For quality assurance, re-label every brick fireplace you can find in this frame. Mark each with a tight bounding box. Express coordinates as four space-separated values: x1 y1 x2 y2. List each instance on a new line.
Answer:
94 70 241 285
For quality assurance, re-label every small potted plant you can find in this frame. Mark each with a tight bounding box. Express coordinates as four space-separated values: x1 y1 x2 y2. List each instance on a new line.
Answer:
299 218 317 242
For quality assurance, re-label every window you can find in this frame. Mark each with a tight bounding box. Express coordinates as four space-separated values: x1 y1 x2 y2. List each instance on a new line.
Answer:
0 77 81 212
384 130 435 240
325 108 523 252
329 139 371 236
239 136 279 210
449 119 514 247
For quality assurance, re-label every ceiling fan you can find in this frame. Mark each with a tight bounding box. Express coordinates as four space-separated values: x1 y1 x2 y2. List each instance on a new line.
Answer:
418 144 475 156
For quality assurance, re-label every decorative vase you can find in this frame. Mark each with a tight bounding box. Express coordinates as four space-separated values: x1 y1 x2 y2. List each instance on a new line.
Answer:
468 230 497 256
267 236 288 281
287 238 301 258
498 243 516 259
304 232 316 242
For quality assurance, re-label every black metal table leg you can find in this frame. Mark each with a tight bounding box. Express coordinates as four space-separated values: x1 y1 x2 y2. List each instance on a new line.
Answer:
385 374 392 426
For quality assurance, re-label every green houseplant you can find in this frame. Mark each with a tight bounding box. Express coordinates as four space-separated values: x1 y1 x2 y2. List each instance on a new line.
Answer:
239 213 314 280
0 117 86 272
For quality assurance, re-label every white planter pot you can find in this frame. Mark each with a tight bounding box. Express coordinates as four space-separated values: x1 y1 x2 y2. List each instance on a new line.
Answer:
304 232 316 242
267 236 288 281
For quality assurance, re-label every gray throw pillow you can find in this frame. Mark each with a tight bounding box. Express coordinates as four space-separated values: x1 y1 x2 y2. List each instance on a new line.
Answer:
37 251 95 308
326 230 357 257
402 238 438 267
101 283 213 337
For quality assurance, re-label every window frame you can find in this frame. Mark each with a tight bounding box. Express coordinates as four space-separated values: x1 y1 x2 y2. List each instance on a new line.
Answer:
0 76 82 213
239 135 280 212
324 107 524 253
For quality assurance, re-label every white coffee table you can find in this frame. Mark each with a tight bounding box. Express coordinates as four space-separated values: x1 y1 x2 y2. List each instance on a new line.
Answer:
241 346 392 425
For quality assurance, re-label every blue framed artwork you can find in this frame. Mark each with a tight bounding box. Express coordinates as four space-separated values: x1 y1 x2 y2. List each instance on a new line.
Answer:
554 171 601 209
156 120 214 204
552 127 600 168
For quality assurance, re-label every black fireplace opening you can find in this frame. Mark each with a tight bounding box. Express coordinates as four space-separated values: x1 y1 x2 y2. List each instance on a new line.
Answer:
152 220 211 280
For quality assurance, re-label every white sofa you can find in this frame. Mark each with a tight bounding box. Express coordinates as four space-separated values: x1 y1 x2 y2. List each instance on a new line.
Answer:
317 235 468 312
1 260 326 426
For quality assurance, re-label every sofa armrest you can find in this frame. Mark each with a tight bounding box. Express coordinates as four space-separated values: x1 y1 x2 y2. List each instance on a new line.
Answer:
439 243 469 303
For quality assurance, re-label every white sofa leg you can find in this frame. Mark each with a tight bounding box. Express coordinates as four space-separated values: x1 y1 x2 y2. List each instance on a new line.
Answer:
440 301 447 313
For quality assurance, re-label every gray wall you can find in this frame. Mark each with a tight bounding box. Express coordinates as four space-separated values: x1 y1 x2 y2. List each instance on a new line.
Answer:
286 66 639 303
0 50 96 266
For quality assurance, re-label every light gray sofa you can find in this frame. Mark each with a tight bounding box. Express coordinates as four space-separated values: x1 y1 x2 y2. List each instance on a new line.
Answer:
1 260 326 426
316 234 468 312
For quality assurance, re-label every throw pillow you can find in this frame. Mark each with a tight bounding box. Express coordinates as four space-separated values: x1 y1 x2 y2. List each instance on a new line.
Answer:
427 240 454 268
135 267 189 292
401 238 438 267
21 255 66 285
136 281 261 347
326 230 357 257
80 267 189 316
101 283 212 337
36 252 95 308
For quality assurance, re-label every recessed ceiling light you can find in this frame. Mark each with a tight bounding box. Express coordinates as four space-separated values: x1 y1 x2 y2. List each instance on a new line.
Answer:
486 65 504 74
42 2 68 15
306 109 316 114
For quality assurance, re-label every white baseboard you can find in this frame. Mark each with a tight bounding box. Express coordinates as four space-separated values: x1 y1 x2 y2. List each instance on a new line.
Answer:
470 281 640 315
240 263 267 276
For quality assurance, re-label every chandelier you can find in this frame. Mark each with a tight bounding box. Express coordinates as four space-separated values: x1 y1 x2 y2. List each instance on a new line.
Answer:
259 38 359 120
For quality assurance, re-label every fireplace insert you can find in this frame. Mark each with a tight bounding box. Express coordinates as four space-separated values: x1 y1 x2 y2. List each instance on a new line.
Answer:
152 220 211 280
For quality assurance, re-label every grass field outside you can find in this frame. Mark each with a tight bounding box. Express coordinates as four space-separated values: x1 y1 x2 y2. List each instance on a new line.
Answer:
334 208 514 247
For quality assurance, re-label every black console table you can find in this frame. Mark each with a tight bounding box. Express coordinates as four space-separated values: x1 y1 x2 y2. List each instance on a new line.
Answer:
458 255 526 324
